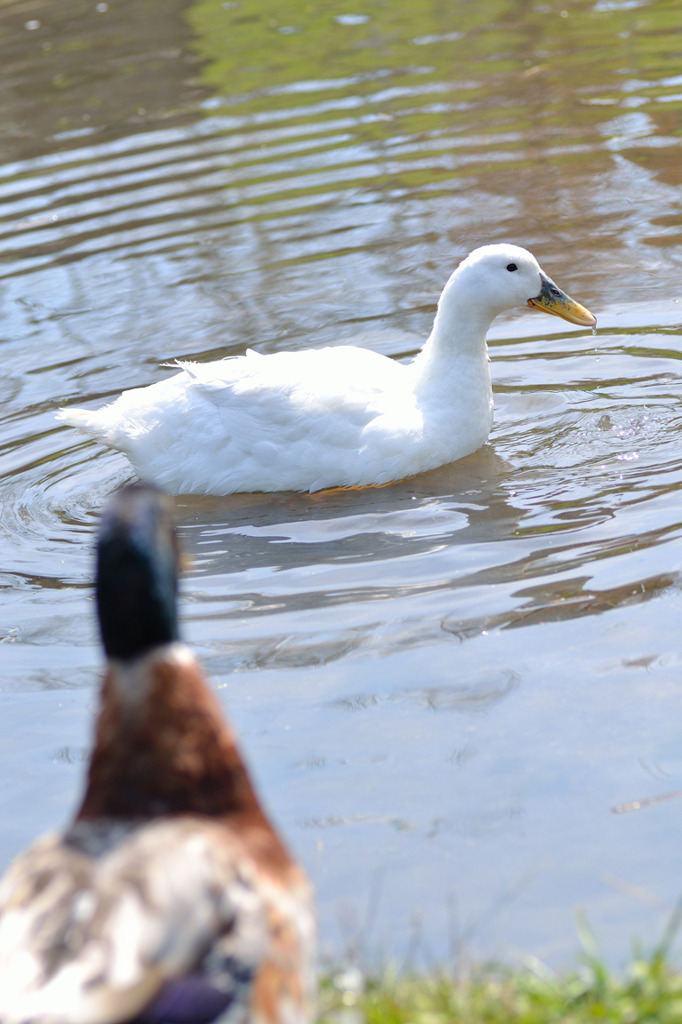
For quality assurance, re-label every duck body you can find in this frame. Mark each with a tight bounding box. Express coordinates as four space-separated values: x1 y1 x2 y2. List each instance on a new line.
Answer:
0 485 315 1024
57 245 596 495
73 345 493 495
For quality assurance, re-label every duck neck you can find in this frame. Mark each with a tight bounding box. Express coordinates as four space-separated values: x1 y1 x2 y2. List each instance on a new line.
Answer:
412 270 496 397
75 644 268 827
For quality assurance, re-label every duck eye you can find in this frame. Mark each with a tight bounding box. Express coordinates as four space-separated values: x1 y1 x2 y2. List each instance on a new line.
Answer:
506 263 518 272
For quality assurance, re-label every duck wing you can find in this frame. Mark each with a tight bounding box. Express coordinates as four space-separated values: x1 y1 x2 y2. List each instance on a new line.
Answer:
176 347 416 489
179 346 407 424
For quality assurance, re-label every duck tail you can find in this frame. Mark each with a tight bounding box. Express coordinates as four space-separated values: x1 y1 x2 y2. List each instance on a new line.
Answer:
56 405 108 436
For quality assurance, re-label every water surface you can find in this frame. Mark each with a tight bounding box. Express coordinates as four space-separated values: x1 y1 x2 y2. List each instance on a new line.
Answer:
2 0 682 968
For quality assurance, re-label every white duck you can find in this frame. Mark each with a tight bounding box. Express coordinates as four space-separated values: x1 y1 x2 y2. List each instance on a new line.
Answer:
57 244 595 495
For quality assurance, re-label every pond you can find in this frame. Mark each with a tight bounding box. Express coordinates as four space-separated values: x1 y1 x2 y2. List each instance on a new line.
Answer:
2 0 682 969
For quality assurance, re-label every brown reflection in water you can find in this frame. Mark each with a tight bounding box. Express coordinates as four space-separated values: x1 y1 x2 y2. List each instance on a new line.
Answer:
442 569 678 636
2 0 203 160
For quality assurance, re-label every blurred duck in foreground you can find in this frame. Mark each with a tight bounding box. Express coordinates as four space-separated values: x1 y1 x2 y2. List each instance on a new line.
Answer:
0 483 315 1024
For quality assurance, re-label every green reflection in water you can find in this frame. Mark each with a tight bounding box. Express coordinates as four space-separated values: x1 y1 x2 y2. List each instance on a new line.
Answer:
183 0 682 240
185 0 682 124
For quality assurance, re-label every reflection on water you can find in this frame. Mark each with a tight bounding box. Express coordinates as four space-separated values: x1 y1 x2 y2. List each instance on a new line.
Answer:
2 0 682 967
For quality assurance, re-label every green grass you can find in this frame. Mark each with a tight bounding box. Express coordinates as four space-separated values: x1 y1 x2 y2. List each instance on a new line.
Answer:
318 908 682 1023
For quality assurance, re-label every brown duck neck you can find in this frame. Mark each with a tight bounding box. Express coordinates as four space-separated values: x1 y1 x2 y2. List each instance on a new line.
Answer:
76 646 276 836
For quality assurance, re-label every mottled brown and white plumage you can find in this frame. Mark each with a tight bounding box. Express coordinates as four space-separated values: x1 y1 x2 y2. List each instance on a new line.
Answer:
0 484 315 1024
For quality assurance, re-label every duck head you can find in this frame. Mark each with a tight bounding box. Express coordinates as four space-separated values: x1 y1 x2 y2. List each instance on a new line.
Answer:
452 243 596 328
96 482 179 661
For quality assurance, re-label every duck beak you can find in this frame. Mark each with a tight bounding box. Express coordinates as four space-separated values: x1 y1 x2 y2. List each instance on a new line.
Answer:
527 273 596 327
